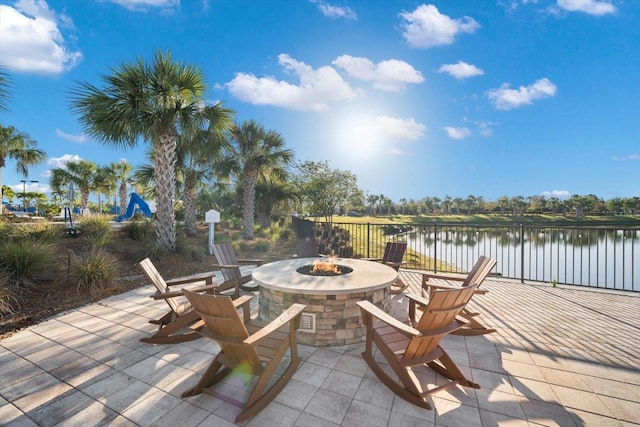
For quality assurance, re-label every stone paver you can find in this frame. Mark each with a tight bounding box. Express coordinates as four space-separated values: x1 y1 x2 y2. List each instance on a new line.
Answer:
1 271 639 426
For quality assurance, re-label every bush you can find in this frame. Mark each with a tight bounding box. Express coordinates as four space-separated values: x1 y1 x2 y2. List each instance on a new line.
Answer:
69 250 117 296
0 240 57 288
139 241 169 261
1 223 62 244
122 220 155 242
252 240 271 253
78 216 113 250
176 235 208 261
0 269 18 317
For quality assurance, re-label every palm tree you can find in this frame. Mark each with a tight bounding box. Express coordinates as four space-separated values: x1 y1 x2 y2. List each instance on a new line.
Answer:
50 160 98 210
0 125 46 215
0 66 10 114
177 104 234 235
70 50 206 251
108 160 134 215
94 166 117 214
227 120 293 239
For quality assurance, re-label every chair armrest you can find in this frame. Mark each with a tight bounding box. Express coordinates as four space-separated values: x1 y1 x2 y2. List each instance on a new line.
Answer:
237 259 264 265
423 273 466 283
151 283 219 300
405 293 430 324
212 263 242 269
357 300 419 338
384 261 407 269
165 271 215 286
245 303 306 345
362 257 383 262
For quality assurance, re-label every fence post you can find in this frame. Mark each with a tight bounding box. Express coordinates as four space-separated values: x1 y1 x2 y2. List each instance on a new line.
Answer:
366 222 371 258
520 223 525 283
433 222 438 273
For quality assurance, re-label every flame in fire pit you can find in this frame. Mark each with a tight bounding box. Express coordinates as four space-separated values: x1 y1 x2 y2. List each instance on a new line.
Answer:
312 258 340 275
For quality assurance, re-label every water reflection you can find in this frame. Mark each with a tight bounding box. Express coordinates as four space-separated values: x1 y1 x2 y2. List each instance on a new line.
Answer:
407 227 638 291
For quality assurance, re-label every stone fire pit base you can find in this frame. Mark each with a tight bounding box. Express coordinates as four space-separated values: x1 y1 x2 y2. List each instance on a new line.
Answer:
259 286 390 347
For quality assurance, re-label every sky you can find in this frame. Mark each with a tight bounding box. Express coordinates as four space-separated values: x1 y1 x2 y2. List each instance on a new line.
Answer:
0 0 638 205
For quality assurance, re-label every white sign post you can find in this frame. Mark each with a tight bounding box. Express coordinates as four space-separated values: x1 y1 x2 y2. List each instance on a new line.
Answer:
205 209 221 254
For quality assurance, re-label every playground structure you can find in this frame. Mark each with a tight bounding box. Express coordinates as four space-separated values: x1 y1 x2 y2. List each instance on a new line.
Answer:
115 193 152 222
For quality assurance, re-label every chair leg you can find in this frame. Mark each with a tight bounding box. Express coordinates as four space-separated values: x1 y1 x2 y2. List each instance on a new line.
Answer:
181 356 230 398
427 348 480 389
140 312 204 344
451 313 496 336
237 338 301 422
389 278 408 295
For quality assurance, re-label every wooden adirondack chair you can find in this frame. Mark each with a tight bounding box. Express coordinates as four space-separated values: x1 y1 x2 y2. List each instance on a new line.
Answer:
421 255 498 336
364 242 408 294
357 284 481 410
180 289 306 423
137 258 238 344
211 242 264 291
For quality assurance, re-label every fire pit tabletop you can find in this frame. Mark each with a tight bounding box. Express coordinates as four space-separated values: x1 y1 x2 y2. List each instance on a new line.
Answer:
252 257 398 295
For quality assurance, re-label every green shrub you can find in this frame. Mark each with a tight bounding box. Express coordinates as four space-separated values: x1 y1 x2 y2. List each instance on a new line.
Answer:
69 250 117 295
252 240 271 252
176 235 208 261
0 240 57 288
122 220 155 242
78 216 113 250
0 269 18 317
139 241 169 261
1 223 62 244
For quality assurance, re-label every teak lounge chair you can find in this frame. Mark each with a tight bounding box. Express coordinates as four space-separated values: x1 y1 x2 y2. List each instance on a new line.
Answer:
364 242 408 294
357 284 481 410
180 289 306 423
211 242 263 291
137 258 236 344
421 255 498 336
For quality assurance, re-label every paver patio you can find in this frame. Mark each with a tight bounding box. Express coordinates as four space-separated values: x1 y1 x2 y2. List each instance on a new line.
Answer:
1 270 639 426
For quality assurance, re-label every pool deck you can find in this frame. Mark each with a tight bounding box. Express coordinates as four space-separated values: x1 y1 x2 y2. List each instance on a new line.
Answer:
1 269 639 426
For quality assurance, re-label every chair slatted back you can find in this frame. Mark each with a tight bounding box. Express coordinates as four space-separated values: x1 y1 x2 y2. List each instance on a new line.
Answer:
139 258 179 313
211 243 240 282
462 256 497 287
405 284 479 360
182 289 262 370
382 242 407 269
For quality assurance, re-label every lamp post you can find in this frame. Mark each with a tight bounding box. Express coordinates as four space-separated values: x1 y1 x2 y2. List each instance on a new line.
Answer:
20 180 39 213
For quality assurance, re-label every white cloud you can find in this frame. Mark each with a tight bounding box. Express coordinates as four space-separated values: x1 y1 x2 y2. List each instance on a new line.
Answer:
476 121 496 137
487 78 557 110
611 154 640 161
369 116 426 141
557 0 616 15
444 126 472 140
105 0 180 11
227 54 359 112
0 0 82 74
47 154 82 170
333 55 424 92
541 190 571 199
310 0 357 20
438 61 484 79
399 4 480 48
56 129 87 143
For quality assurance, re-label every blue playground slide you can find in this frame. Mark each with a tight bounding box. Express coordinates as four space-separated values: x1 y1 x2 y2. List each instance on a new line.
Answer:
115 193 152 222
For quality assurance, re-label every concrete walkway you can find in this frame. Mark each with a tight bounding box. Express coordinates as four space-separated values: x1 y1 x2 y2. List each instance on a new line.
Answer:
1 271 639 426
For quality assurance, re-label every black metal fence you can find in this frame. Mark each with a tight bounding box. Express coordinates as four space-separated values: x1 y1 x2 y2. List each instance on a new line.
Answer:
315 221 639 292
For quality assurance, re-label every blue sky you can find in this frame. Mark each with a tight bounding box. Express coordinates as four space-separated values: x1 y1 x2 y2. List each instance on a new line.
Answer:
1 0 638 204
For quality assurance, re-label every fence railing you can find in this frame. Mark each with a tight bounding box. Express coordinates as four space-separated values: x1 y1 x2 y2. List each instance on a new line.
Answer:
316 221 639 292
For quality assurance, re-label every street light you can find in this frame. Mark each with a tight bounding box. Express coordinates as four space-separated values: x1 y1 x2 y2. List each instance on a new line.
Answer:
20 180 39 213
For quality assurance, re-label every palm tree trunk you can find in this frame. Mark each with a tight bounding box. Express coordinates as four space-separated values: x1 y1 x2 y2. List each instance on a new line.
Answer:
154 133 177 251
183 179 197 236
119 182 128 215
242 172 256 239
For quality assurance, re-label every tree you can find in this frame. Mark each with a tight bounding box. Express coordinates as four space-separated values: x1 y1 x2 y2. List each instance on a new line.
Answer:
0 66 10 114
0 125 46 215
50 160 98 209
255 177 296 228
294 160 359 221
178 104 234 235
94 166 117 214
108 160 134 215
227 120 293 239
70 50 206 250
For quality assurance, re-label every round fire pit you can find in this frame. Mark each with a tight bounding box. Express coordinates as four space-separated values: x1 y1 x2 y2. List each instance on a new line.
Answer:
252 257 398 346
